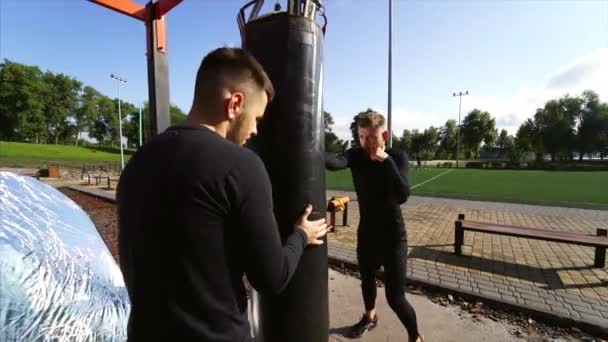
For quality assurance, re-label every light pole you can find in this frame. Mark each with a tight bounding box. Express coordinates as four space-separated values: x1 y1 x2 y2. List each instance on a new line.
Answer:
139 104 143 147
387 0 393 148
111 74 127 170
453 90 468 168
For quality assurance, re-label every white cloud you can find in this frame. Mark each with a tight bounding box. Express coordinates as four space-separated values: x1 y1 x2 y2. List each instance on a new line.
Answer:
331 48 608 141
460 48 608 135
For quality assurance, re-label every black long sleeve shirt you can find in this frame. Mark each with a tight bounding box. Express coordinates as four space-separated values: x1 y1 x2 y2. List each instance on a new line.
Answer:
326 147 410 242
116 124 307 342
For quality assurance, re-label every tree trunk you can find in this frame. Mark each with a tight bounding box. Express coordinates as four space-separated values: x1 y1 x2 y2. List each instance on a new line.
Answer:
579 152 584 162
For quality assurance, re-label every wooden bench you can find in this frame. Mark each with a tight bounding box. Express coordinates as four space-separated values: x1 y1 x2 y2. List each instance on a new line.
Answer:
454 214 608 268
81 163 119 180
106 176 120 190
87 174 102 186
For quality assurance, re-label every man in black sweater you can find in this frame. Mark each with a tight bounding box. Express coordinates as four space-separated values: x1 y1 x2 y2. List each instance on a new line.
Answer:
326 112 423 342
116 47 328 342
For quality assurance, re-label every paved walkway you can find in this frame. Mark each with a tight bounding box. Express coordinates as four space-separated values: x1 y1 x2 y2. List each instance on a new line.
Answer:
328 269 525 342
327 190 608 331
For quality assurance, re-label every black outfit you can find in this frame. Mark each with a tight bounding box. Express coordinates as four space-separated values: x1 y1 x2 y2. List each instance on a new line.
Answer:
116 124 307 342
326 147 419 339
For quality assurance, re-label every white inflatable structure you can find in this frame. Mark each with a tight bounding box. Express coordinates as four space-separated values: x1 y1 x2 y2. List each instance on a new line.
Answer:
0 172 130 341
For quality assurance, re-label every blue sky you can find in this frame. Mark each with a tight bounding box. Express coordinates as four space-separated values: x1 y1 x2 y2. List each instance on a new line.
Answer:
2 0 607 141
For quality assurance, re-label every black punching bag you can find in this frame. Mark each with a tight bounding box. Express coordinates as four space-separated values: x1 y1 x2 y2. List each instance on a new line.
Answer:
239 1 328 342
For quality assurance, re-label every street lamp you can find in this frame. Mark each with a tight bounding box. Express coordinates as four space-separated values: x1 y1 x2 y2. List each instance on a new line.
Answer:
453 90 468 168
111 74 127 170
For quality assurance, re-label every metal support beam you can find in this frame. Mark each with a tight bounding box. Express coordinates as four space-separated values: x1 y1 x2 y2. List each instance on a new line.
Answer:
144 1 171 140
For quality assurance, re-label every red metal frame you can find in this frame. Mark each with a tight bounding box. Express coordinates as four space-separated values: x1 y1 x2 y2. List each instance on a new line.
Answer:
89 0 182 54
89 0 147 21
156 0 183 18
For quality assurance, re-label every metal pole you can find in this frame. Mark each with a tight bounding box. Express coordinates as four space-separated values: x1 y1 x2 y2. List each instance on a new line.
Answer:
139 105 143 147
387 0 393 148
457 95 461 168
453 90 468 168
118 82 125 170
111 74 127 170
145 0 171 141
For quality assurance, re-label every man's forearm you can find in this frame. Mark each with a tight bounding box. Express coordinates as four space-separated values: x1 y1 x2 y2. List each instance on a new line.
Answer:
383 156 410 203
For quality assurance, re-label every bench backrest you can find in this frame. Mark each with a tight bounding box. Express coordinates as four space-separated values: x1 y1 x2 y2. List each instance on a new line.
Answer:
459 220 608 248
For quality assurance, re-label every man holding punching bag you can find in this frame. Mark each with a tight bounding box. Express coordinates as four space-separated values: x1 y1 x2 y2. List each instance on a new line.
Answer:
327 112 424 342
117 47 329 342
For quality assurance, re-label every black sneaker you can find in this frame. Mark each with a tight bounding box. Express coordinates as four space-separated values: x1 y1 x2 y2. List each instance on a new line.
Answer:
348 314 379 338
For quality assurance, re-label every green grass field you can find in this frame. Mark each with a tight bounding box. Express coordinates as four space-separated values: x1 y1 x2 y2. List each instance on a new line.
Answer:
326 168 447 191
326 168 608 208
414 169 608 207
0 141 133 168
3 141 607 208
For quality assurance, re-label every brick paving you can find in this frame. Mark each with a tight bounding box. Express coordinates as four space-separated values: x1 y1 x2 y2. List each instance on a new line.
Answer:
327 190 608 331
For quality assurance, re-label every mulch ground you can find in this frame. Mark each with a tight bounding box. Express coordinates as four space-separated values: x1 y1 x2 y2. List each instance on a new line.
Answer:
59 187 120 263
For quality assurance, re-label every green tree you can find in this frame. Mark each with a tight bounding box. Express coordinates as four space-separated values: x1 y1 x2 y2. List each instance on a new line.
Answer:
410 127 439 160
89 96 118 145
41 72 82 144
390 133 400 150
170 104 187 125
115 101 137 147
576 90 607 161
123 110 142 148
75 86 102 145
424 126 440 159
534 96 580 162
136 102 187 145
461 109 496 159
324 110 344 153
593 102 608 160
0 59 47 142
516 118 543 161
438 119 458 159
496 129 510 158
140 102 187 127
399 129 413 152
409 129 422 158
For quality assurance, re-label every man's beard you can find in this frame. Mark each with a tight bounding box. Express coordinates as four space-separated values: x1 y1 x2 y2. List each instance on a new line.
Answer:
226 114 247 145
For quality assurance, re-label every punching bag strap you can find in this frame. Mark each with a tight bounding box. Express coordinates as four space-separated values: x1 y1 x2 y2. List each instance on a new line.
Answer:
316 1 327 34
238 0 264 44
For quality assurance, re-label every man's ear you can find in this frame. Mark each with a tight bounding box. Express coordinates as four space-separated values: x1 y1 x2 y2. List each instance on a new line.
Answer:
382 130 390 142
226 92 245 121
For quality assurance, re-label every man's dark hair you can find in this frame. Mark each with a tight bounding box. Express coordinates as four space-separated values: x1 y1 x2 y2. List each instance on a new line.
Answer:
193 47 274 105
